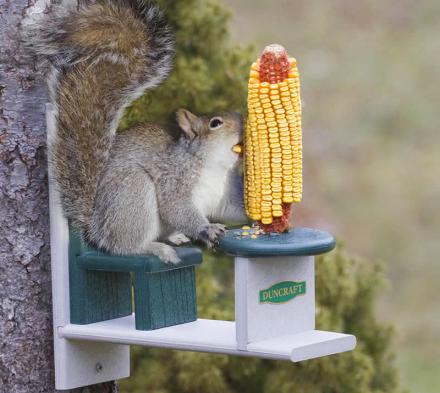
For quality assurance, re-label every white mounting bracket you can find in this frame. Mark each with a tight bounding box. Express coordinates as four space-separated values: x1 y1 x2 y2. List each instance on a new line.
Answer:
49 176 130 390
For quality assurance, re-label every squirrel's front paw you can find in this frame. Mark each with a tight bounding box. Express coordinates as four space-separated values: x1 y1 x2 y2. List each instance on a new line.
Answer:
198 223 227 248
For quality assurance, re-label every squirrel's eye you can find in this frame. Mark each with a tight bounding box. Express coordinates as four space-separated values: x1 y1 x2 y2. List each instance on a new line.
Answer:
209 117 224 130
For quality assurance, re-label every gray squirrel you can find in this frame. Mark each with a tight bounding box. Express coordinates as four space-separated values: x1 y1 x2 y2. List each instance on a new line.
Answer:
23 0 246 263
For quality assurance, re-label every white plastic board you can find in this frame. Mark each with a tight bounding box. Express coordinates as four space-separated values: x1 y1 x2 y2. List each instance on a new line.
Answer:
59 315 356 362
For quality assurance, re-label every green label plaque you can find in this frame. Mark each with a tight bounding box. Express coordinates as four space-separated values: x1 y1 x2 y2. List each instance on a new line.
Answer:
259 281 306 304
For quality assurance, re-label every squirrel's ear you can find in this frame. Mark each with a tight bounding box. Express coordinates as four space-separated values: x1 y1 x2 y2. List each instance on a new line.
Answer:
176 109 199 139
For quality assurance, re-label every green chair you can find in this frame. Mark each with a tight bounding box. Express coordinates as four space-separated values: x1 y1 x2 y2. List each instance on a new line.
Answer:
68 229 203 330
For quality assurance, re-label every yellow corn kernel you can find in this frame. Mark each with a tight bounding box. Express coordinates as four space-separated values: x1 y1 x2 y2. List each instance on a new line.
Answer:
232 144 242 154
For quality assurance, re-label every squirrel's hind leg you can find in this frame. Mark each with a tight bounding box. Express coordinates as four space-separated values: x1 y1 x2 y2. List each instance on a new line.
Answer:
91 162 165 256
141 241 181 265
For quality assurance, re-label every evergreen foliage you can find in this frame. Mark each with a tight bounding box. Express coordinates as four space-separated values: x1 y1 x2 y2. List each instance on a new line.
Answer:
120 1 402 392
120 0 252 129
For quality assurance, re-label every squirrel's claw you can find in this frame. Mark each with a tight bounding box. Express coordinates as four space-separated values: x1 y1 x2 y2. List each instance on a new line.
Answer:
198 223 226 249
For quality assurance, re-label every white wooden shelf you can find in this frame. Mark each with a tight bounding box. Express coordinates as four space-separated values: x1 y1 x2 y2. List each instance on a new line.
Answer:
59 315 356 362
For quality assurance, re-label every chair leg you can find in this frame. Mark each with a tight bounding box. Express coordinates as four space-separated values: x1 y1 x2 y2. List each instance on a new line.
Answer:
133 267 198 331
68 229 132 324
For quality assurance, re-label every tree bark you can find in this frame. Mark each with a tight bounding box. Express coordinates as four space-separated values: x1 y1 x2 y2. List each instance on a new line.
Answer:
0 1 118 392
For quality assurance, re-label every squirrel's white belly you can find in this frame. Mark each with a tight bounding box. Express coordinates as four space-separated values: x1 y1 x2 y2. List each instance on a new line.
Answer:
192 162 228 218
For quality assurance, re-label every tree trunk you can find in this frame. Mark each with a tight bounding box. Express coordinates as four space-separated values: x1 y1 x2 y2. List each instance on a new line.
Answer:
0 1 118 392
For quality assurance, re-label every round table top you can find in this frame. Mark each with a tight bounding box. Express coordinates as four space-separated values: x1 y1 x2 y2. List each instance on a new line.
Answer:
218 227 336 258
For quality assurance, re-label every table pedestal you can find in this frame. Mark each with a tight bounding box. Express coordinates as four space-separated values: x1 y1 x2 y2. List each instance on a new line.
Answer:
219 227 355 355
235 255 315 349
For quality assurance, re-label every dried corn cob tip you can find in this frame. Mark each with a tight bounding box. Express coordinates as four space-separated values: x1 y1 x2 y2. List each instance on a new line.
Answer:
259 44 290 84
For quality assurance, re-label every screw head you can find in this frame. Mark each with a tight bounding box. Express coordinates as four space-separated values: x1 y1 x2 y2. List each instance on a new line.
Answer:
95 362 103 373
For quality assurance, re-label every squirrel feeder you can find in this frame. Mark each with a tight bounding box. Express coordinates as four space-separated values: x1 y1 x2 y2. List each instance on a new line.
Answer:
30 0 356 387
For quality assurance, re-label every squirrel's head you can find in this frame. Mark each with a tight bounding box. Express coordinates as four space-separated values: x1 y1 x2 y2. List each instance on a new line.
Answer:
176 109 243 165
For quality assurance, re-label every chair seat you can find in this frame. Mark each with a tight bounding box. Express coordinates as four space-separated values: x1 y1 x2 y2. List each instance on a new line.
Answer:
77 247 203 273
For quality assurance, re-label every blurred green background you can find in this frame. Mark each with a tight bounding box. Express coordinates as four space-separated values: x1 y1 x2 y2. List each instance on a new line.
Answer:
120 0 439 392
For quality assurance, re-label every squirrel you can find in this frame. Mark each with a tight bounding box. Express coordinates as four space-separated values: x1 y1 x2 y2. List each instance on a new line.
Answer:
23 0 246 264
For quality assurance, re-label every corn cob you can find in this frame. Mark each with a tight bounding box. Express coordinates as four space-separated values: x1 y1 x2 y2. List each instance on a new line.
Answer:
244 44 302 233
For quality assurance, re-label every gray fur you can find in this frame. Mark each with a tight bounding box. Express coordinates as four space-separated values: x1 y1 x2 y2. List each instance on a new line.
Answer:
91 116 244 262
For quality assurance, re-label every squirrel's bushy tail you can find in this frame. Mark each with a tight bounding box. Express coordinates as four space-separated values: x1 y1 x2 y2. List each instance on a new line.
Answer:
23 0 174 237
